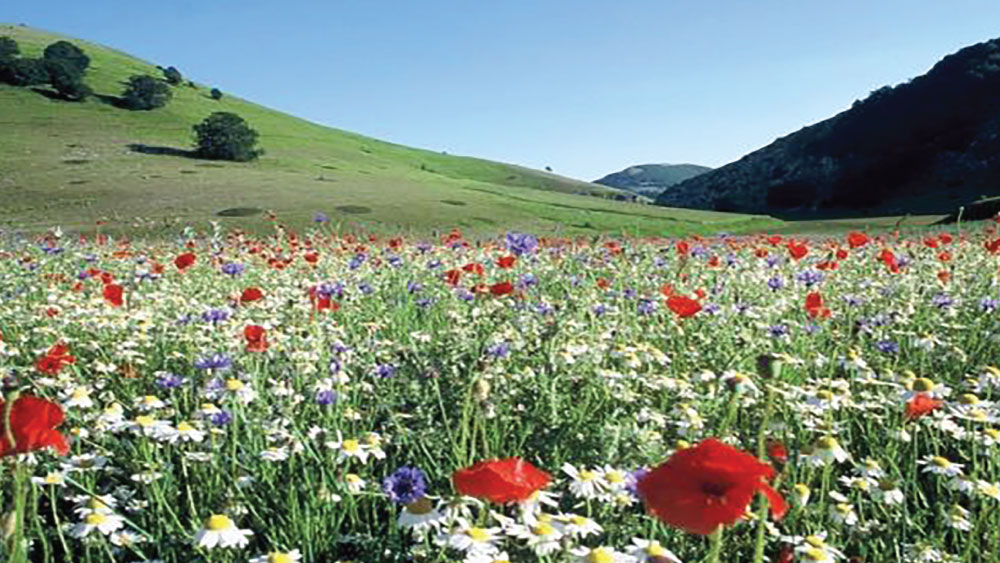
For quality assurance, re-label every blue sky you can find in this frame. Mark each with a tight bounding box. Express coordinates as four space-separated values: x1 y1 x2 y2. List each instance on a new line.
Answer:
5 1 1000 180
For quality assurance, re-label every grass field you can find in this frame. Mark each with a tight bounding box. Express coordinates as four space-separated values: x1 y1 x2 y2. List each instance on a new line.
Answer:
0 24 784 239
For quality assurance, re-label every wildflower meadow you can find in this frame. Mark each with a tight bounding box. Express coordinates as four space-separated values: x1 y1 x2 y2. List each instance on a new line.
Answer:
1 220 1000 562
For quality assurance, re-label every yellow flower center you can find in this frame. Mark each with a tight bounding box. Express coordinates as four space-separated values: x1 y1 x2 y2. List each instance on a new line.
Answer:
817 390 834 401
853 479 868 490
342 439 360 453
805 535 826 548
794 483 811 497
177 421 195 432
816 436 838 450
646 541 667 556
675 439 690 450
143 395 159 405
985 428 1000 440
803 547 830 561
405 497 433 515
85 513 108 526
532 522 556 536
345 474 362 484
570 515 588 526
466 527 491 542
206 514 233 531
587 548 614 563
836 503 852 514
225 379 244 391
44 473 62 484
135 415 155 427
269 553 294 563
578 469 597 481
72 388 89 400
606 470 625 484
362 433 381 446
959 393 980 405
87 498 109 511
931 456 951 468
912 378 935 392
970 410 988 422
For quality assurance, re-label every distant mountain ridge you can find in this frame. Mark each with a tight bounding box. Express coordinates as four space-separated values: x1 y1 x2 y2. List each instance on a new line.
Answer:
595 163 711 197
655 36 1000 217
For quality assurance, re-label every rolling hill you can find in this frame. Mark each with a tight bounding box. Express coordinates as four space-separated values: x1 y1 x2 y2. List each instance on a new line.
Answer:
0 24 779 238
595 163 711 198
655 36 1000 219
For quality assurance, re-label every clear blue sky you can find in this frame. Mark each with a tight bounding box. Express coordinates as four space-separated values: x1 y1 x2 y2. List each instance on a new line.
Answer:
5 1 1000 180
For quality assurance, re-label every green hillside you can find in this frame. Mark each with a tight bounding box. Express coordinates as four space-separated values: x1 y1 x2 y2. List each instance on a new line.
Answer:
0 25 779 237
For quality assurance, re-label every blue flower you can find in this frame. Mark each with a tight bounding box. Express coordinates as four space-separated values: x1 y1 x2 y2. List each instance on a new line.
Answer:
209 410 233 426
767 276 784 291
201 309 230 324
505 232 538 257
313 212 330 223
487 343 510 359
374 364 397 378
980 298 1000 313
382 466 428 505
796 270 825 287
194 353 232 371
876 340 899 354
155 373 187 389
315 389 337 406
768 325 789 338
220 262 244 276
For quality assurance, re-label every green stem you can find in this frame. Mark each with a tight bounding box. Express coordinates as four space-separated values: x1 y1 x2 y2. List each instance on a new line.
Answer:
705 527 724 563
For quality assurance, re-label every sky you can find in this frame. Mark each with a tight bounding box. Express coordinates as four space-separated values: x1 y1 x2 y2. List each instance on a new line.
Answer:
5 1 1000 181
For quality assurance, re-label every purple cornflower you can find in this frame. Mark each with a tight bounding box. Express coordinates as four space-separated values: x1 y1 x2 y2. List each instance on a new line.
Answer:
426 259 442 270
876 340 899 354
519 273 538 289
382 466 428 505
388 255 403 268
842 295 863 307
415 241 432 253
348 254 366 270
201 309 230 324
358 282 374 295
374 364 397 378
155 373 187 389
315 389 337 406
505 232 538 256
765 255 783 268
220 262 244 276
416 297 434 309
767 276 784 291
980 298 1000 313
194 353 232 371
626 467 649 498
486 343 510 359
313 212 330 223
535 302 554 315
932 293 955 309
637 298 657 316
796 270 825 287
407 281 423 294
592 303 607 316
768 325 789 338
209 410 233 426
456 288 475 301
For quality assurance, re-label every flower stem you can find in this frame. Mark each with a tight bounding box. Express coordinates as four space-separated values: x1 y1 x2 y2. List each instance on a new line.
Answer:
705 527 724 563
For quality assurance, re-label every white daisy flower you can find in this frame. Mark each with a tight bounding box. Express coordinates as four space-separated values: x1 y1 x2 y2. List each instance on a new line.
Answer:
918 455 964 477
193 514 253 549
569 545 636 562
248 549 303 563
628 537 682 562
71 511 125 538
562 463 607 499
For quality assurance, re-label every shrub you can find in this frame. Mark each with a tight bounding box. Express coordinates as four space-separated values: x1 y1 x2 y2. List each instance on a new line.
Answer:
121 75 172 110
192 112 262 162
0 36 18 61
42 41 89 73
210 88 223 100
0 58 49 86
45 59 91 101
163 66 182 85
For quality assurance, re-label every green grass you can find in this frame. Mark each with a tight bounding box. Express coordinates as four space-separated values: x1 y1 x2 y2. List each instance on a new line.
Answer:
0 24 781 238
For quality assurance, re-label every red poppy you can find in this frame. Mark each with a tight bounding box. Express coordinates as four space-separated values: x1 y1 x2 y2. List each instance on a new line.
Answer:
304 252 320 264
666 295 701 318
675 241 690 256
103 283 124 307
240 287 264 304
497 255 517 269
489 281 514 297
923 237 939 249
938 233 953 245
660 284 675 297
766 235 783 246
462 262 485 275
0 395 70 457
174 252 197 271
444 269 462 286
847 231 868 249
707 256 720 268
244 325 268 353
937 270 951 284
452 457 551 503
596 278 611 289
35 343 75 375
786 242 808 260
766 439 788 465
937 251 952 263
804 292 831 319
835 249 849 260
637 438 787 535
905 393 942 421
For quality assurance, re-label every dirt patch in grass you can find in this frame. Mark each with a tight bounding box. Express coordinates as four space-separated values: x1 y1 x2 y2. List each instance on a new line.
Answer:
336 205 372 215
216 207 263 217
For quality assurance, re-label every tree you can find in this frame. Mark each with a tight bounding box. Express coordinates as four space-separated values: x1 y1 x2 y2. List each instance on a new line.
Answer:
45 59 91 101
163 66 182 85
42 41 89 73
192 112 263 162
0 37 18 61
121 75 172 110
210 88 223 100
0 58 49 86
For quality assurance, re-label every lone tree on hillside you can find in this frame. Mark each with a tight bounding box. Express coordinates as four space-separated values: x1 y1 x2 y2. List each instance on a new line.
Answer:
0 36 19 61
192 112 263 162
210 87 223 100
43 41 89 73
121 74 172 110
45 58 91 101
163 65 182 85
0 58 48 86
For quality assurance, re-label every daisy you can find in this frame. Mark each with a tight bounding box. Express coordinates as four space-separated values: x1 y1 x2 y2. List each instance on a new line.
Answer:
31 471 66 487
63 386 94 409
344 473 366 493
193 514 253 549
397 497 447 539
977 480 1000 501
134 394 166 411
919 455 964 477
569 545 636 562
260 447 289 462
508 515 564 557
784 532 845 561
438 519 502 557
464 552 512 563
557 513 603 538
249 549 303 563
627 537 682 562
562 463 607 499
71 511 125 538
128 414 172 438
947 505 972 531
361 432 387 459
874 479 905 505
804 436 850 466
326 433 369 464
162 421 206 443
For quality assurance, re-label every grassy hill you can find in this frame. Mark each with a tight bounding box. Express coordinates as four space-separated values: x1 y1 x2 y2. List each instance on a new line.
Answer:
0 25 779 238
595 163 711 197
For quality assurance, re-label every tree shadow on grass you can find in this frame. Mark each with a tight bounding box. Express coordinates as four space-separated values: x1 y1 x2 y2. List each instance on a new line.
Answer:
127 144 198 159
